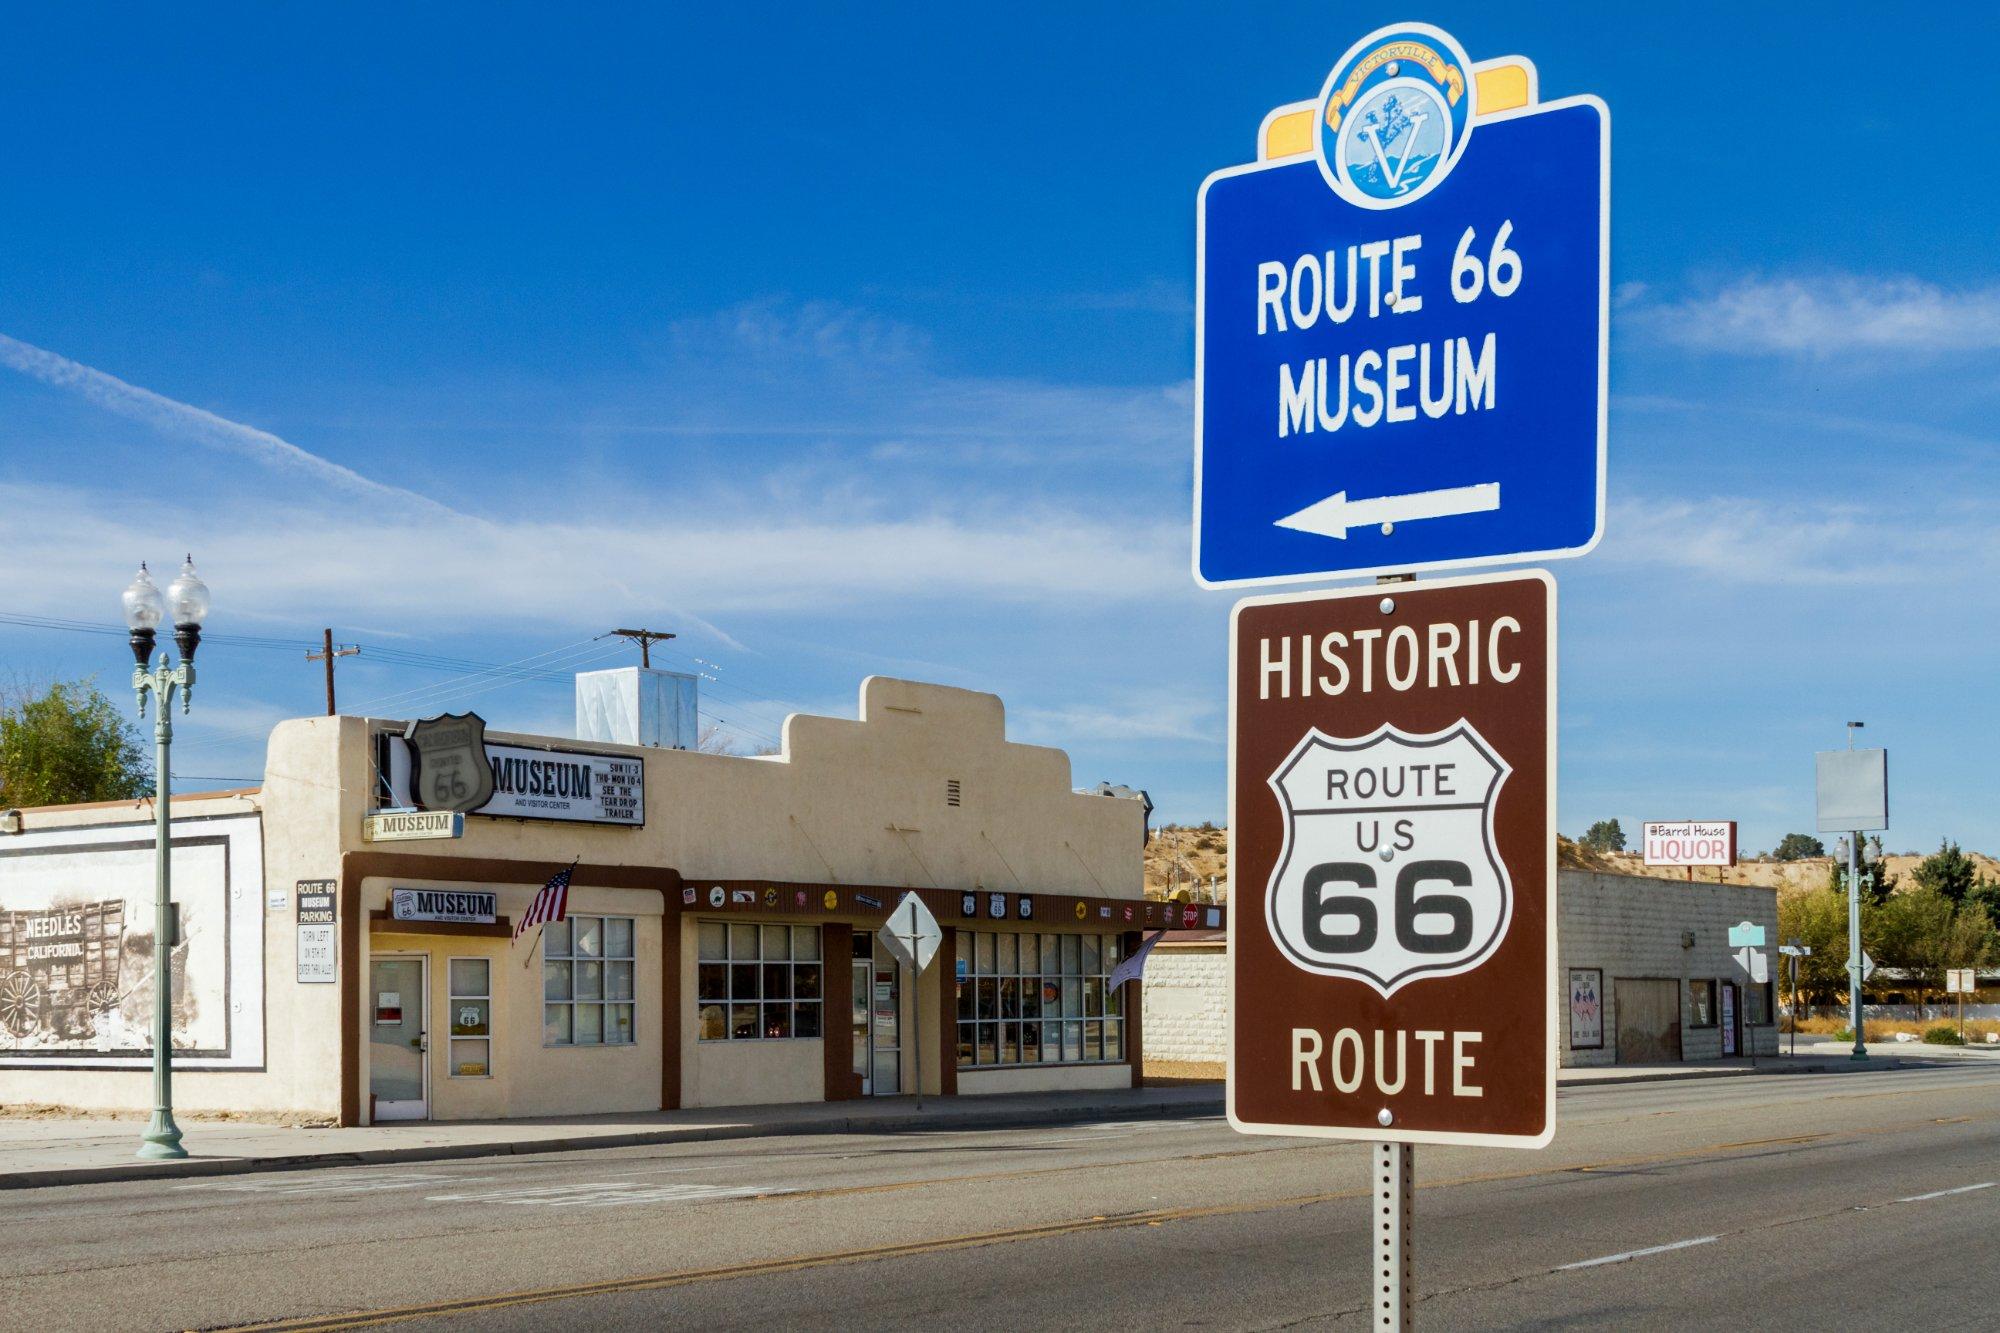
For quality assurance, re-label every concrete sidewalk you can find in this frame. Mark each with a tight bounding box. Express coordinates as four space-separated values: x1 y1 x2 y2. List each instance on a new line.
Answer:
0 1050 1951 1191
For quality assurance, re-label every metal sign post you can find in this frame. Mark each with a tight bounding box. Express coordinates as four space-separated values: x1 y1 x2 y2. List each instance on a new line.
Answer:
879 892 942 1109
1376 1143 1416 1330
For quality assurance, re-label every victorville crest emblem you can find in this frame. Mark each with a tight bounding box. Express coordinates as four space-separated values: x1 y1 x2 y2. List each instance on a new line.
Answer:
1316 22 1475 209
1265 720 1512 994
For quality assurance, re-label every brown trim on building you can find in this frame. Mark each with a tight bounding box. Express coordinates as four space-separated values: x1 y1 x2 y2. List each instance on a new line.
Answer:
1123 929 1144 1089
337 852 683 1127
821 923 860 1100
367 911 513 938
937 924 958 1097
691 879 1225 935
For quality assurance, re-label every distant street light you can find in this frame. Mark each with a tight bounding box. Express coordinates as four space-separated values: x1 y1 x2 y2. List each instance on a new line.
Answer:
122 557 211 1160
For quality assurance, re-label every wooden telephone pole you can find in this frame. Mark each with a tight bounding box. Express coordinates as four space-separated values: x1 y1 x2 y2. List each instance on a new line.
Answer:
610 627 676 667
306 629 360 715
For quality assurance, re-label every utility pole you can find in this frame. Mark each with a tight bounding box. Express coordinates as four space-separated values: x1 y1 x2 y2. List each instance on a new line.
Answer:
610 627 676 668
305 630 359 716
1845 720 1867 1061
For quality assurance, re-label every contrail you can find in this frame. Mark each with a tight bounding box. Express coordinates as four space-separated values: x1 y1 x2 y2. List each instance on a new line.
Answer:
0 331 458 515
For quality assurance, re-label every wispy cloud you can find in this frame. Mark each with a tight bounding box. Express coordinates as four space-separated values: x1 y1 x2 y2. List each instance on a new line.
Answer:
0 332 456 513
1600 495 2000 587
1629 275 2000 356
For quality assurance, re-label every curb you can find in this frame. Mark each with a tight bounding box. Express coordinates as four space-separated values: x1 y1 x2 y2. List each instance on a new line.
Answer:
0 1093 1227 1192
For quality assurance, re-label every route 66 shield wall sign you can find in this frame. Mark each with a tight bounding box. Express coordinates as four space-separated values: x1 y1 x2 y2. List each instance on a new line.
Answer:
1227 570 1555 1147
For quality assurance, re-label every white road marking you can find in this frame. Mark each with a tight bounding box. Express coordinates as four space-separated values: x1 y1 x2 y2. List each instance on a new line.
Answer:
423 1181 786 1209
177 1171 487 1196
1895 1182 1995 1203
1557 1235 1718 1271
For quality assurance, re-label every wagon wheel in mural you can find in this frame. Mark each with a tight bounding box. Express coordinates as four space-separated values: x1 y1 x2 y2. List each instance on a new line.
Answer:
0 971 43 1039
86 981 121 1014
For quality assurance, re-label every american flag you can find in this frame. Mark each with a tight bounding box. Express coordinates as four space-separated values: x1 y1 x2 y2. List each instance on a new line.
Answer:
514 861 576 940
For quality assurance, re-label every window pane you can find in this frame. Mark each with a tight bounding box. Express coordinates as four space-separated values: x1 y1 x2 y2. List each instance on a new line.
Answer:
698 922 726 960
957 1022 975 1067
544 1004 572 1045
997 933 1017 975
976 976 997 1019
1040 1021 1061 1062
1019 934 1039 974
731 1003 759 1039
543 919 572 957
606 917 634 959
1022 1021 1041 1061
793 926 821 961
999 977 1021 1018
976 1022 998 1066
699 1003 726 1040
956 976 974 1021
1103 935 1122 969
1104 1019 1123 1061
698 963 727 1001
1000 1021 1020 1064
575 1002 603 1045
794 1002 822 1039
1084 1018 1104 1061
1042 935 1061 970
1082 935 1100 974
1064 1020 1084 1061
1020 983 1041 1021
449 958 489 998
794 963 822 1001
575 917 603 958
450 998 490 1036
731 924 759 959
605 960 632 1001
576 960 604 1001
1062 935 1081 974
1106 980 1122 1017
976 932 996 974
608 1003 635 1044
762 925 790 960
544 961 572 1002
451 1039 490 1077
1062 978 1082 1017
852 931 872 959
731 963 760 1000
1085 977 1104 1016
765 1003 793 1039
763 963 791 999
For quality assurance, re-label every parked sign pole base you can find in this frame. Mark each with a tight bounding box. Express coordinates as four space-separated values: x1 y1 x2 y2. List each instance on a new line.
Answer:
1374 1142 1415 1331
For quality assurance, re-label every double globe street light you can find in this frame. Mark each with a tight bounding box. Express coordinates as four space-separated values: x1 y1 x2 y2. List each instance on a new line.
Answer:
120 557 211 1160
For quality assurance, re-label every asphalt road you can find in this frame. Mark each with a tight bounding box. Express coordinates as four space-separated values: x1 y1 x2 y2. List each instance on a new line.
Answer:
8 1064 2000 1331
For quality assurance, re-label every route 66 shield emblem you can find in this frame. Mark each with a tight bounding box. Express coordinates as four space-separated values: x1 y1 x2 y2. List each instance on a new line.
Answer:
405 712 495 814
1266 720 1511 995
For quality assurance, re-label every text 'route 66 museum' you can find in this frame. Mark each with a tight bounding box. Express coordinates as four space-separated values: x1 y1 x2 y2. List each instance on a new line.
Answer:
0 671 1219 1123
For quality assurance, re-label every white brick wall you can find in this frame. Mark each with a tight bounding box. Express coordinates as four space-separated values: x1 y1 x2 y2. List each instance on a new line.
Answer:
1142 945 1227 1064
1138 871 1783 1068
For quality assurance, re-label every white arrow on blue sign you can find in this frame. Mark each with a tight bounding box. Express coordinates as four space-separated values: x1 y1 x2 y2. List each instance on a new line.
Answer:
1192 25 1609 587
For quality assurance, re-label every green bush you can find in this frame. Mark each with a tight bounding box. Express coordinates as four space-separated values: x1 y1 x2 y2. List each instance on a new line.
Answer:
1922 1025 1965 1045
1833 1027 1854 1043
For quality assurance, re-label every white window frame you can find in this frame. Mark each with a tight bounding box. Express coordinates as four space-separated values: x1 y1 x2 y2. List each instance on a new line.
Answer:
543 915 638 1048
694 921 826 1042
955 930 1125 1070
447 955 493 1079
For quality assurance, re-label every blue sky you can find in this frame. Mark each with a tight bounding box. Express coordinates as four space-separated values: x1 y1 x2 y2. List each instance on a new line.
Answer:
2 4 1997 855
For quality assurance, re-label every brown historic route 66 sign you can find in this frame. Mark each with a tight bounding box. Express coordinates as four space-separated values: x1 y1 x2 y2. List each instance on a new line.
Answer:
1227 570 1555 1148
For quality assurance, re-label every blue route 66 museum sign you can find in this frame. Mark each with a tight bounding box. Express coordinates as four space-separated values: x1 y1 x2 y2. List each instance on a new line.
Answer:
1193 23 1608 587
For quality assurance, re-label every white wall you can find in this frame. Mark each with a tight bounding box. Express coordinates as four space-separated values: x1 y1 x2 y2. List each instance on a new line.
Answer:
1141 946 1226 1064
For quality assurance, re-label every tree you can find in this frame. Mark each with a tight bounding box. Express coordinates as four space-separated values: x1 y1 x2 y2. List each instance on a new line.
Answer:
1912 840 1979 906
1772 833 1825 862
1580 818 1626 853
1876 887 1998 1010
0 679 150 807
1777 888 1852 1007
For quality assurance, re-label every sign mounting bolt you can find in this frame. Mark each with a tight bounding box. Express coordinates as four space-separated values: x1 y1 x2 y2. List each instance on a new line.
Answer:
1377 1109 1393 1127
1378 597 1396 614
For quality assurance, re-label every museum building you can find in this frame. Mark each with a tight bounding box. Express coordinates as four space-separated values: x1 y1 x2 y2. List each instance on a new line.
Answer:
0 675 1219 1124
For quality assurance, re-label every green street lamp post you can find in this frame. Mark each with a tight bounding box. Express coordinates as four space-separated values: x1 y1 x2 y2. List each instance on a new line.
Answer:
122 557 212 1161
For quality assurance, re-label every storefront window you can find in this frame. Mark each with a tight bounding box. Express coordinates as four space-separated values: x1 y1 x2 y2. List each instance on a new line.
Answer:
1689 979 1716 1028
449 958 491 1077
956 930 1126 1069
697 922 822 1041
544 915 636 1047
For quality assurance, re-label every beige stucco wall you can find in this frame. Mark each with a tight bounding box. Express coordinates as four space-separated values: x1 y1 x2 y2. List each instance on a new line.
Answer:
359 881 664 1122
957 1063 1131 1095
1 676 1145 1119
